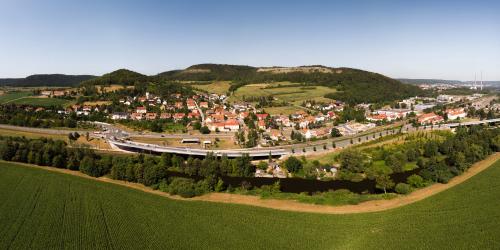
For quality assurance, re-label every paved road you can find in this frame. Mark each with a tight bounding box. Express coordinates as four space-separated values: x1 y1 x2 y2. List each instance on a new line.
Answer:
4 118 499 158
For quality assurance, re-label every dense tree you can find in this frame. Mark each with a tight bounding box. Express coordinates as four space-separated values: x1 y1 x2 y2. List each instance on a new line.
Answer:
284 156 303 173
338 149 368 173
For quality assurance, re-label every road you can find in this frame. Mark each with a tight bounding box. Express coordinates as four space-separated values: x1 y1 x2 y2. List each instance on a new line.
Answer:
3 118 499 158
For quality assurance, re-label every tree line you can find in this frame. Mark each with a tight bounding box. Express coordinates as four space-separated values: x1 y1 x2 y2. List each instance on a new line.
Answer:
0 135 255 198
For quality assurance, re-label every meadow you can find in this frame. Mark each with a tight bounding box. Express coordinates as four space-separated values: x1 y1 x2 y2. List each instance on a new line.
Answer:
192 81 231 95
9 97 73 107
0 91 32 104
229 82 336 105
1 160 500 249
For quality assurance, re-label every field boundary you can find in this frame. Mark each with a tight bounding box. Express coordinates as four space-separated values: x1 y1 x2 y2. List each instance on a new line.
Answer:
2 152 499 214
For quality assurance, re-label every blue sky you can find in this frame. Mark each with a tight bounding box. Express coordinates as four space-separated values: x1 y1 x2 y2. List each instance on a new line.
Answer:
0 0 499 80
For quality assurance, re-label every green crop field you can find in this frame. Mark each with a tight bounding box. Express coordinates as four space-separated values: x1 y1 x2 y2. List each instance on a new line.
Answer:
0 91 32 104
1 161 500 249
9 97 73 107
229 83 336 105
192 81 231 95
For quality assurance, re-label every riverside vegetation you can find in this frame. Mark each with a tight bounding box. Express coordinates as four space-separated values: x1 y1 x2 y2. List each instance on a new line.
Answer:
0 125 498 205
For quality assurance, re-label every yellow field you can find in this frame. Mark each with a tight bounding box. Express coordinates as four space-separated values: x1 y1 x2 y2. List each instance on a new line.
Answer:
82 101 112 106
0 128 67 141
192 81 231 95
0 128 110 150
95 85 134 93
263 106 306 115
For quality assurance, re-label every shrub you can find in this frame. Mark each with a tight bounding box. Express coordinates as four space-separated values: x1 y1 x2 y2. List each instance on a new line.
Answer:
407 174 425 188
395 183 412 194
167 177 197 198
214 179 225 192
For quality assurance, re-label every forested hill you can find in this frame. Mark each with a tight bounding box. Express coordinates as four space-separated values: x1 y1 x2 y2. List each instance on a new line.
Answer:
0 74 95 87
156 64 424 104
398 78 464 85
80 69 146 86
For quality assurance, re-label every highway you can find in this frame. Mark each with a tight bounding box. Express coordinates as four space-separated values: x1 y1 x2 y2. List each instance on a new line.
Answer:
2 118 499 158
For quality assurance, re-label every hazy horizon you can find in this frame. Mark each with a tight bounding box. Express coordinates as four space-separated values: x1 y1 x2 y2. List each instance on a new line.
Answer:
1 0 499 81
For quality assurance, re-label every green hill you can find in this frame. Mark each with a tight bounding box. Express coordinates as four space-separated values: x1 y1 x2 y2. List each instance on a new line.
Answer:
81 69 146 86
156 64 423 104
0 74 96 87
1 160 499 249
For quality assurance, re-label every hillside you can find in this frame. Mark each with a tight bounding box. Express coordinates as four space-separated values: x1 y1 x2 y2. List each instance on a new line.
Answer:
81 69 146 86
157 64 423 104
0 74 95 87
1 160 500 249
398 78 464 85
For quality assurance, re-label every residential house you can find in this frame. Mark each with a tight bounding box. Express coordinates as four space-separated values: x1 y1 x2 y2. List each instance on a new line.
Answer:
224 119 240 131
131 113 143 120
257 120 267 130
186 99 196 110
160 113 172 119
173 113 186 121
417 113 444 125
446 108 467 120
136 106 147 114
199 102 209 108
111 112 129 120
145 112 157 120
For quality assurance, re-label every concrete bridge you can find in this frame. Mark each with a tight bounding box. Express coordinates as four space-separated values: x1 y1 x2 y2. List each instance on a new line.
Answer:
109 139 288 159
446 118 500 128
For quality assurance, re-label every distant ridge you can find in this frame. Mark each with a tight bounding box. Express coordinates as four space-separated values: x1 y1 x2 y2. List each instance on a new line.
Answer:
0 74 96 87
81 69 145 86
398 78 500 86
2 64 424 104
78 63 423 103
152 64 423 103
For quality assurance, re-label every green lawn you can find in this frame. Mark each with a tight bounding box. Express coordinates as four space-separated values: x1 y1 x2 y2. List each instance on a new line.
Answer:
9 97 73 107
0 91 32 104
1 160 500 249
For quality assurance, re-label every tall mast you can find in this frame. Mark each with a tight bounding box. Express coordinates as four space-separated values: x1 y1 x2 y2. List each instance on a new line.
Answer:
481 71 483 91
474 73 477 90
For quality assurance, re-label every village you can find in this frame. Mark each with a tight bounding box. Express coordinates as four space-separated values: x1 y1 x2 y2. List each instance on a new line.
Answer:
31 87 497 150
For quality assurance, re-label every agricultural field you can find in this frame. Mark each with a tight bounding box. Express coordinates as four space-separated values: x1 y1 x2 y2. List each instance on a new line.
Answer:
263 106 306 115
0 91 32 104
95 84 134 93
229 83 337 105
0 127 68 141
1 160 500 249
192 81 231 95
0 128 109 150
9 97 73 107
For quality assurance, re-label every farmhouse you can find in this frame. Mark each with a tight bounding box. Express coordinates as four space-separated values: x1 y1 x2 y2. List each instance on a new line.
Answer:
40 90 52 96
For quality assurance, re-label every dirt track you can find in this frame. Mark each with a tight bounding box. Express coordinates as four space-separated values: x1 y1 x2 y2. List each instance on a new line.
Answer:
4 152 499 214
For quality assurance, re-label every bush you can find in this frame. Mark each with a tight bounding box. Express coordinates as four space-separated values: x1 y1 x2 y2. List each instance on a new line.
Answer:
395 183 412 194
166 177 212 198
167 178 197 198
407 174 425 188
